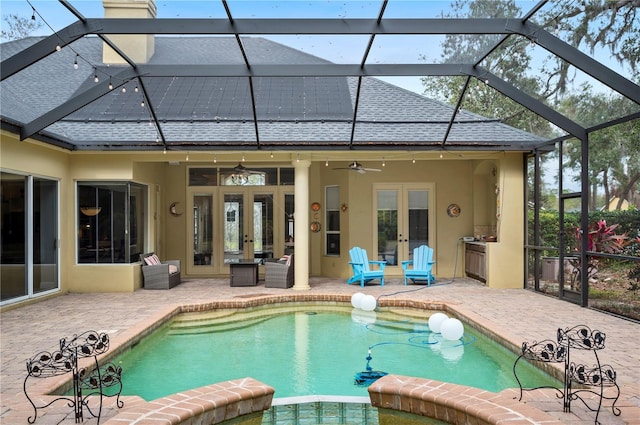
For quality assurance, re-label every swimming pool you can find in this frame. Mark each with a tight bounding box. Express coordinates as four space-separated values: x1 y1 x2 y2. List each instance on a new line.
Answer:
112 303 559 401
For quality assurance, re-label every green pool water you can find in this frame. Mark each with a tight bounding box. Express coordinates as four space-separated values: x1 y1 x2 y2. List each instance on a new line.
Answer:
112 304 559 401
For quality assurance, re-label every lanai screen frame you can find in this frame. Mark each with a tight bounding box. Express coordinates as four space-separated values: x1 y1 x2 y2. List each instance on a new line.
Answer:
2 0 639 152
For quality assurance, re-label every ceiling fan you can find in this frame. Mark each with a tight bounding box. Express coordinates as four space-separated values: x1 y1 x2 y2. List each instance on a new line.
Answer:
229 163 263 175
333 161 382 174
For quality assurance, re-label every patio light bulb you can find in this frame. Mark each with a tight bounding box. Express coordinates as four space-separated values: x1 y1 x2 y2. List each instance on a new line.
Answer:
412 157 416 164
73 54 78 69
296 154 300 163
108 79 113 90
270 151 274 158
134 85 139 93
213 155 217 163
140 100 145 107
56 45 61 52
382 158 385 167
163 148 167 154
325 159 329 167
121 86 126 93
186 153 189 161
31 7 36 20
241 154 245 162
93 69 99 83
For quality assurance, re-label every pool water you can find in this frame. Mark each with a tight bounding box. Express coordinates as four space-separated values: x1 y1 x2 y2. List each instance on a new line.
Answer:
113 304 559 401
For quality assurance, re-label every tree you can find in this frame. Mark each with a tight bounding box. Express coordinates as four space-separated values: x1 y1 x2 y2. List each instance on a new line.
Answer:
559 87 640 211
536 0 640 89
1 14 42 41
421 0 639 134
421 0 554 137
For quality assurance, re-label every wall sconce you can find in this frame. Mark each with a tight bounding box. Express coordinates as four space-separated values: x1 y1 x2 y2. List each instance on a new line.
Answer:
80 207 101 216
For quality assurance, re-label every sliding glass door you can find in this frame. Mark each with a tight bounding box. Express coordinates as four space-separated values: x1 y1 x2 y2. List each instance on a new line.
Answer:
1 172 59 303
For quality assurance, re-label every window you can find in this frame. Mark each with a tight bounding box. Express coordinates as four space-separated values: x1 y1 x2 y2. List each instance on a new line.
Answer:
325 186 340 256
189 167 294 186
77 182 147 264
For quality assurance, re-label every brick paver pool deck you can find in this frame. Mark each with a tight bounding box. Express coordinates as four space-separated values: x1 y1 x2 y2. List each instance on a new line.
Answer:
1 277 638 424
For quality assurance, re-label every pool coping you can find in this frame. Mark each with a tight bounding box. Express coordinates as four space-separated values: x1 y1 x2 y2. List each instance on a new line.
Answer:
31 294 570 424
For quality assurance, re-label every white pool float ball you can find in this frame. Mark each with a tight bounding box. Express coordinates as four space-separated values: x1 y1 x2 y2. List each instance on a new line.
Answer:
428 312 448 333
441 318 464 341
351 292 365 309
360 295 377 311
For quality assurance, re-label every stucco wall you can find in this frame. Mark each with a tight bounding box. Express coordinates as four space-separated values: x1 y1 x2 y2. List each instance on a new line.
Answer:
2 134 525 294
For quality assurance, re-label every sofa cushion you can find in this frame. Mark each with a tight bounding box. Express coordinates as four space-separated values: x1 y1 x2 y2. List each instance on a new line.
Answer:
144 254 161 265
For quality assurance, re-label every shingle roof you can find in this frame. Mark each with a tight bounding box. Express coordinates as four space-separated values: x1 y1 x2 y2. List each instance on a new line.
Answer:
1 36 545 151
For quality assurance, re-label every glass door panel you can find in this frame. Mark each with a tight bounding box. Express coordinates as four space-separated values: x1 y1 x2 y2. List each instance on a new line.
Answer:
253 193 274 260
284 193 294 255
377 190 398 266
193 194 213 266
224 193 244 263
1 173 27 301
407 189 429 252
33 178 58 294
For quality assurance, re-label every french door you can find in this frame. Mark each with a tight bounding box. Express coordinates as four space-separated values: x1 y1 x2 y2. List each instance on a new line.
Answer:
189 187 294 275
222 189 275 265
374 184 434 271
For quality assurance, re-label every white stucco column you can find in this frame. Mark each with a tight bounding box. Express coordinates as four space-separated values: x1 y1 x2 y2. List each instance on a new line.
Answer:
293 159 311 290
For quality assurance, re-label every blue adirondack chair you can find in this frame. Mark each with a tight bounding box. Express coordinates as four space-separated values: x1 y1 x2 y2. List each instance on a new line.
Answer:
347 247 386 287
402 245 435 286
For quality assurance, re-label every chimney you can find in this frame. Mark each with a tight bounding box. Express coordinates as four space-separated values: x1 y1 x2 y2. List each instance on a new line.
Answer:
102 0 156 64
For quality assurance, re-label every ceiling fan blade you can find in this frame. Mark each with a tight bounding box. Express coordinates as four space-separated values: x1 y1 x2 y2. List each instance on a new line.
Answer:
231 163 263 174
362 168 382 172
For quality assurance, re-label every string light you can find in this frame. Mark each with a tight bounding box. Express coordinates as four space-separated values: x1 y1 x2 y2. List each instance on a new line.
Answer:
134 85 139 93
241 153 245 162
412 157 416 164
296 154 300 163
439 153 443 159
325 159 329 167
121 86 126 93
163 148 167 154
108 78 113 90
73 54 78 69
140 100 145 107
382 158 386 167
270 151 274 158
93 68 99 83
55 45 61 51
31 7 36 20
186 153 189 161
213 155 217 163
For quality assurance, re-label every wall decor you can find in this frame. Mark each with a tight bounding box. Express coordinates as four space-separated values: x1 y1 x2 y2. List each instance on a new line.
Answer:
169 201 183 217
446 203 461 218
